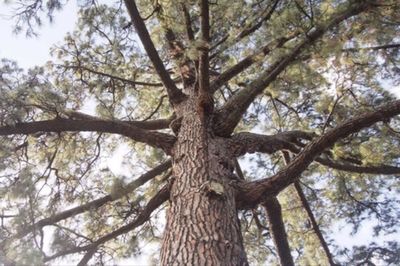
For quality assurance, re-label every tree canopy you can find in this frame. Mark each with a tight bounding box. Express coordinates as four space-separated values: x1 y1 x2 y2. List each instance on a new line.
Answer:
1 0 400 265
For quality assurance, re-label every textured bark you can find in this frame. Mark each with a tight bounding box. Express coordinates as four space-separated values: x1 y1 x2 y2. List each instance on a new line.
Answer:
160 97 248 265
263 197 295 266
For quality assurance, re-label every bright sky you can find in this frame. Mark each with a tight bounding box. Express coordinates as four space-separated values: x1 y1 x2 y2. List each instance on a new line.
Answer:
0 1 78 68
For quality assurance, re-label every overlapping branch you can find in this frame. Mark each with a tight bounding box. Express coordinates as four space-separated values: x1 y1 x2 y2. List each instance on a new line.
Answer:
63 110 174 130
43 185 170 263
210 35 296 93
343 43 400 52
12 160 171 240
62 64 164 87
229 130 314 156
214 1 376 136
124 0 185 104
236 99 400 208
0 118 176 152
282 151 336 266
210 0 280 57
230 130 400 175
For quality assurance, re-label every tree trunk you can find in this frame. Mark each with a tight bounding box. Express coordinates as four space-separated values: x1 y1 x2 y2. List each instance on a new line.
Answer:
160 97 248 265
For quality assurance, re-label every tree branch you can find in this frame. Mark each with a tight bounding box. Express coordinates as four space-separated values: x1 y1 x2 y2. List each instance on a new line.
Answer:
236 99 400 209
214 1 376 136
294 181 336 265
229 130 400 175
62 64 164 87
282 151 336 266
0 118 176 153
211 0 280 57
343 43 400 52
229 130 314 157
123 0 186 104
198 0 212 111
12 160 171 240
44 185 170 262
317 157 400 175
181 3 194 41
63 110 174 130
210 35 296 93
263 197 295 266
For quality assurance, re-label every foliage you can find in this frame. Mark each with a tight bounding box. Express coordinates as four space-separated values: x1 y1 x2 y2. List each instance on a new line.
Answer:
1 0 400 265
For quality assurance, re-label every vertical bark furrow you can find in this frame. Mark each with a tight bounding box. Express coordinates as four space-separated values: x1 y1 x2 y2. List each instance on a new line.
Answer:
161 97 248 265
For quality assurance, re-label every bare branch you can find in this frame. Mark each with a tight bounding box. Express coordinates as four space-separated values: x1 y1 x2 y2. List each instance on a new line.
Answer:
181 3 194 41
63 110 174 130
211 0 280 57
282 152 336 266
317 157 400 175
198 0 212 111
294 181 336 265
0 118 176 152
263 197 295 266
44 185 170 262
236 99 400 208
62 64 164 87
229 130 400 176
12 160 171 239
343 43 400 52
214 1 376 136
123 0 186 104
229 130 314 157
210 36 296 93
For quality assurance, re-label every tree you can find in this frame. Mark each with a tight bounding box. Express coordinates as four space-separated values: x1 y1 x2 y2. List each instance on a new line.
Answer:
1 0 400 265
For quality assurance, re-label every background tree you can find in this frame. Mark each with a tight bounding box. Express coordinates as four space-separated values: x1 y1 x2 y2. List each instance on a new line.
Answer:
1 0 400 265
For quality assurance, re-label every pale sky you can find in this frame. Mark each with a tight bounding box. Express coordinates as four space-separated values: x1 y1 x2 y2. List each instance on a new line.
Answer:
0 1 78 68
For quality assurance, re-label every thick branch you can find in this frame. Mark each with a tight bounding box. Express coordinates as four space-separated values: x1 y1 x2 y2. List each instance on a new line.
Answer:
0 118 176 152
13 160 171 239
64 110 174 130
44 185 170 262
214 1 375 136
181 3 194 41
230 130 400 175
199 0 210 96
236 100 400 208
263 197 295 266
124 0 185 104
229 130 314 156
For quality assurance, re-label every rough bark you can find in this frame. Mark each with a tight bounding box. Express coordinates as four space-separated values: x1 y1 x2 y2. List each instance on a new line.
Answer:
160 97 248 265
